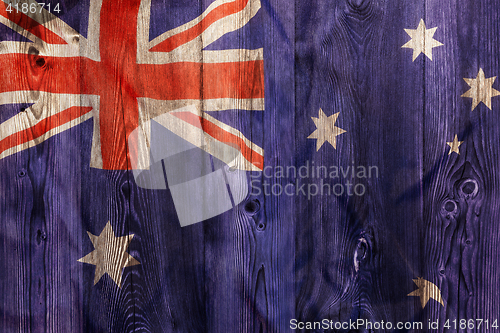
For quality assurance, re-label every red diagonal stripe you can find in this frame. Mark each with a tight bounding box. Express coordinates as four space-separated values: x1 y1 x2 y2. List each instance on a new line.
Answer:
149 0 249 52
0 106 93 155
0 3 67 44
172 111 263 170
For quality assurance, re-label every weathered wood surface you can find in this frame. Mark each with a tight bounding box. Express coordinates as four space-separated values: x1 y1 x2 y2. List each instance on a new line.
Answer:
1 0 500 332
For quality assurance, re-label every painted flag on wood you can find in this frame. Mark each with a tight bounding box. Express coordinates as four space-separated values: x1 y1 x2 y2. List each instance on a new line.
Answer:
2 0 500 332
0 0 269 331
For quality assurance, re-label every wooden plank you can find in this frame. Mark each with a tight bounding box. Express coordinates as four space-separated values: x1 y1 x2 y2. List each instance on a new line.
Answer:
293 0 427 328
259 0 296 331
421 0 500 330
0 108 32 332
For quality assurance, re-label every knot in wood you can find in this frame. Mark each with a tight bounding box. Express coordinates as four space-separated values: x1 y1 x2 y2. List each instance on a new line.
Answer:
441 199 458 215
354 237 368 272
28 46 40 56
348 0 366 9
346 0 370 13
244 199 260 215
35 57 46 68
256 222 266 231
36 229 47 244
121 181 131 196
459 178 478 199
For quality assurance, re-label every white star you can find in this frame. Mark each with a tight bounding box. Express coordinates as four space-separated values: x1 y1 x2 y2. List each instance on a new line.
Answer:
402 19 443 61
78 222 140 288
461 68 500 110
446 134 463 155
307 108 346 151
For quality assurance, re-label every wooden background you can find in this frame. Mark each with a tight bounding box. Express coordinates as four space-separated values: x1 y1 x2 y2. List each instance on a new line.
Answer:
1 0 500 332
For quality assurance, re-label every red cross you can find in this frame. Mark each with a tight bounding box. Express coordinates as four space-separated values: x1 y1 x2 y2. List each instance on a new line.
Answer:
0 0 264 170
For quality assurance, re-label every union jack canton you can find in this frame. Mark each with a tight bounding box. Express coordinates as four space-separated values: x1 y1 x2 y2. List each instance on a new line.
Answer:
0 0 264 172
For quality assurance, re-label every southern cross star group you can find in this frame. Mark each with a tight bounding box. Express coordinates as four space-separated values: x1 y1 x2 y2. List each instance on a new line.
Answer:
250 161 379 199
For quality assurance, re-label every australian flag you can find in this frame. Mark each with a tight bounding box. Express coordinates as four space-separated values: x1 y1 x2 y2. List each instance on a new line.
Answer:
1 0 499 332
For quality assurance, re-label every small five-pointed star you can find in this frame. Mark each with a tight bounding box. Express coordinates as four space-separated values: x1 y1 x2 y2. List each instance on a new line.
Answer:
308 108 346 150
447 134 463 155
461 68 500 110
78 221 140 288
402 19 443 61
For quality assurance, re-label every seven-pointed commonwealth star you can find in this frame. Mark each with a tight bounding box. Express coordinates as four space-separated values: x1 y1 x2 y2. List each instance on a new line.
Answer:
408 277 444 309
461 68 500 110
447 134 463 155
308 108 346 150
78 222 140 288
402 19 443 61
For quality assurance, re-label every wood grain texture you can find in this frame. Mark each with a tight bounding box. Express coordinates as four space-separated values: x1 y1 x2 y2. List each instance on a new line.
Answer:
422 0 500 331
294 0 426 329
1 0 500 332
